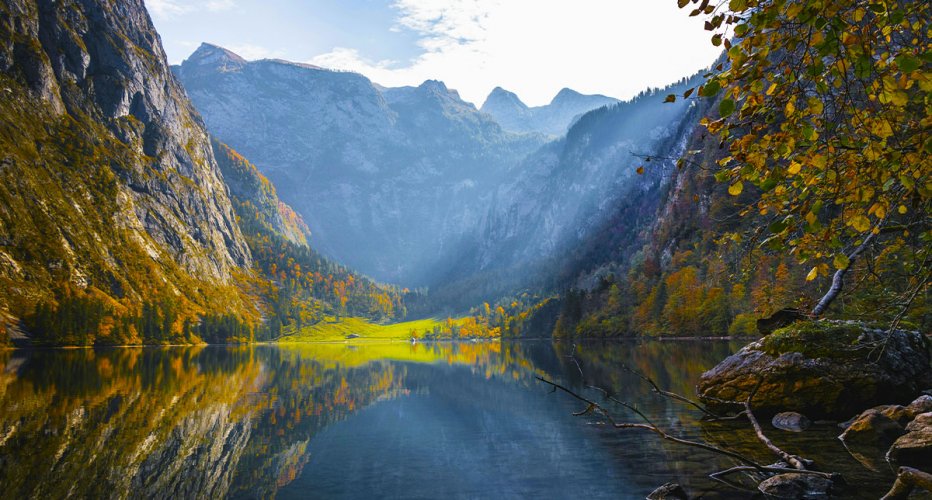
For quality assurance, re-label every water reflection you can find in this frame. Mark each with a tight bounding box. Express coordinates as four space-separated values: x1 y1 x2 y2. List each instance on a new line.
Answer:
0 340 893 498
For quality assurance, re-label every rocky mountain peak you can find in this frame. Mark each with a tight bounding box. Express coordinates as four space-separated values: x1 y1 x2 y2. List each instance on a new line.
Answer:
186 43 248 71
480 87 528 114
551 87 584 104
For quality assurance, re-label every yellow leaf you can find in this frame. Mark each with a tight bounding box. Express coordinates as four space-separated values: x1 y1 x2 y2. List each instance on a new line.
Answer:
766 83 777 96
785 100 795 116
849 215 871 232
728 181 744 196
898 205 908 214
788 161 801 174
811 154 827 169
806 267 819 281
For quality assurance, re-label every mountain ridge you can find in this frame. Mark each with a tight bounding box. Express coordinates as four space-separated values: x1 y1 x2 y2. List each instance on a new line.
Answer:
480 86 619 136
175 44 546 285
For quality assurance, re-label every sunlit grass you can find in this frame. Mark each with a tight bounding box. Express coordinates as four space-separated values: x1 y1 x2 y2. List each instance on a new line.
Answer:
276 316 447 343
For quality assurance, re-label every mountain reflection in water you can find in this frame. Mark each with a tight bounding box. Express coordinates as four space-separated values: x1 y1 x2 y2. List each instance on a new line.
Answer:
0 340 894 499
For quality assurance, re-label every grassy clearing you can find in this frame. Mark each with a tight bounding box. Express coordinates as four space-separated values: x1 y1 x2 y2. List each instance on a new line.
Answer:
276 316 447 343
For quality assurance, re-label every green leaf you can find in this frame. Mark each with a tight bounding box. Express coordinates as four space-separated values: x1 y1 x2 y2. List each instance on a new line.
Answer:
719 98 736 117
895 54 920 73
729 0 748 11
833 254 851 270
701 80 722 98
768 221 788 234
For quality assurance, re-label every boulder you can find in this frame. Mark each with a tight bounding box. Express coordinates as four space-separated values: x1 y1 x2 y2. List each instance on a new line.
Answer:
772 412 812 432
906 395 932 416
646 482 689 500
758 473 834 498
839 409 907 446
698 321 932 419
888 411 932 469
906 412 932 432
839 398 932 472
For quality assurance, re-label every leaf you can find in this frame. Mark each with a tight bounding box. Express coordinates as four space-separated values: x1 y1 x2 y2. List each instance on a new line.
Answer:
895 54 920 73
729 0 748 11
701 80 721 97
683 88 695 98
728 181 743 196
785 100 796 117
787 161 801 175
806 267 819 281
636 166 645 175
677 0 690 8
833 254 850 270
849 215 871 232
719 98 736 117
769 221 788 233
664 94 677 103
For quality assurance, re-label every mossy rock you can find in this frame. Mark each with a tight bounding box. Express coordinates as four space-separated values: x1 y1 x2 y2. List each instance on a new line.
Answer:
698 321 932 420
758 321 875 360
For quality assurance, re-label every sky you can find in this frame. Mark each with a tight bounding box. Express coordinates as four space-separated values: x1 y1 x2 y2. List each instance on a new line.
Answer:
145 0 723 107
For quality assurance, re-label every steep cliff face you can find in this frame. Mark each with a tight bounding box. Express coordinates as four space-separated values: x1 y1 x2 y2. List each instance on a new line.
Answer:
175 45 544 284
423 76 708 310
0 0 251 337
480 86 619 136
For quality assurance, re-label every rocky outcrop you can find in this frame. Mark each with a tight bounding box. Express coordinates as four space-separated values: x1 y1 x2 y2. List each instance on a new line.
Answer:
697 322 932 419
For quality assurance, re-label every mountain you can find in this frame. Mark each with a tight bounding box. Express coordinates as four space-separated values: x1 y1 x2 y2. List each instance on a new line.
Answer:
426 76 706 310
480 87 619 136
0 0 256 343
0 1 405 346
175 44 546 285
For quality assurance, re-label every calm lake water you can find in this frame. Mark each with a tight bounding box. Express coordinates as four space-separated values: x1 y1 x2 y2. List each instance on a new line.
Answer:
0 340 896 499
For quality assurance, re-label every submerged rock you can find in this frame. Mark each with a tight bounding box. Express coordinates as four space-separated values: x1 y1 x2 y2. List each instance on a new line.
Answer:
758 473 834 498
697 321 932 419
772 412 811 432
646 482 689 500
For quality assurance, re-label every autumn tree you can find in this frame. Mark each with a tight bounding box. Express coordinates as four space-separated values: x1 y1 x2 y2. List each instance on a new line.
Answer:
676 0 930 322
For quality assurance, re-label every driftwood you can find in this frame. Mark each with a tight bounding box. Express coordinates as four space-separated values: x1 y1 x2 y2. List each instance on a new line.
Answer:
537 362 840 494
881 467 932 500
536 375 837 488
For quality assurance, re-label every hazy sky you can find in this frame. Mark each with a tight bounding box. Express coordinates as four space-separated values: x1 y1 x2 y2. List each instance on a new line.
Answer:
146 0 722 106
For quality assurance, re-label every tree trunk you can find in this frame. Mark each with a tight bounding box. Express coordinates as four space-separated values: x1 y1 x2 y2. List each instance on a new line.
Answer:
811 232 876 316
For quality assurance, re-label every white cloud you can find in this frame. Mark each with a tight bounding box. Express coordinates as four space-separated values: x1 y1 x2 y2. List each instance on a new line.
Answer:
307 0 722 107
145 0 235 19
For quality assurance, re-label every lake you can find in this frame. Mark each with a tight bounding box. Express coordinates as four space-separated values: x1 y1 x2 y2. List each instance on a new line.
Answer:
0 340 895 499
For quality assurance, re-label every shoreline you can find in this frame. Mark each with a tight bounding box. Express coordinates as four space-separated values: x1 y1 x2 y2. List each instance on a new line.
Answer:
0 335 752 351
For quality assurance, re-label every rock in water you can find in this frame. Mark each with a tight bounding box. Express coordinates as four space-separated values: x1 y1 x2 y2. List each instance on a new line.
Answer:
646 482 689 500
697 321 932 420
772 412 812 432
888 410 932 469
839 397 932 472
758 473 834 498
